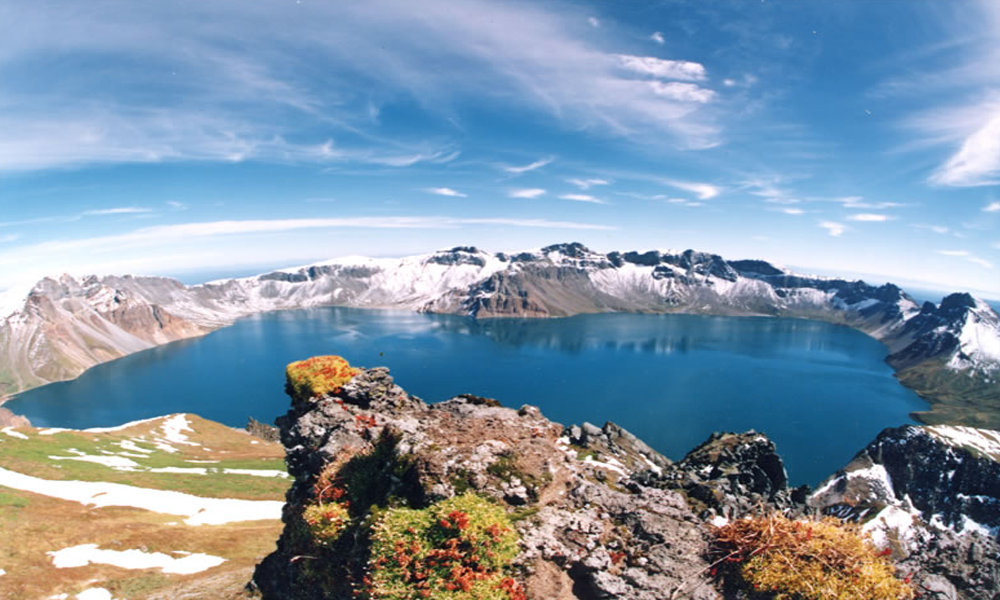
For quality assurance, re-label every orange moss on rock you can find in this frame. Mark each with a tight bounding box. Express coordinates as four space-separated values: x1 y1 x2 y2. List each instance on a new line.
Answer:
286 355 360 401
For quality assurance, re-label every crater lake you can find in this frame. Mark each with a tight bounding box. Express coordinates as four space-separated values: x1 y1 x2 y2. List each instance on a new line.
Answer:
4 308 928 485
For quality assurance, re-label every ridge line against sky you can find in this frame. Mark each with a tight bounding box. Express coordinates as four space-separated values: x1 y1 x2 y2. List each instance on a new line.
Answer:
0 0 997 294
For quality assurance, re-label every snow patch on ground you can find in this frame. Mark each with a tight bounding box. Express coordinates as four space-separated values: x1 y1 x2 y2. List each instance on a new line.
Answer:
811 463 894 501
39 428 70 436
74 589 117 600
148 466 209 475
83 416 163 433
222 468 289 478
862 502 922 549
158 414 200 446
2 427 29 440
49 544 225 575
117 439 154 454
49 454 140 469
0 466 283 525
924 425 1000 461
582 455 630 476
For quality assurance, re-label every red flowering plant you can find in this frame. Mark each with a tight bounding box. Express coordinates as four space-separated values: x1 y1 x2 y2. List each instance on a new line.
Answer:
366 493 525 600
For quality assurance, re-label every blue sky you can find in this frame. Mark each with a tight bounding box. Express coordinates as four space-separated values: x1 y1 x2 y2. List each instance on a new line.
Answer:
0 0 998 296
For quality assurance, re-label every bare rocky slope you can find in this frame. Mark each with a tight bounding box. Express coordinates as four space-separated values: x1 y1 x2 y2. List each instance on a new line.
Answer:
252 365 1000 600
2 243 998 426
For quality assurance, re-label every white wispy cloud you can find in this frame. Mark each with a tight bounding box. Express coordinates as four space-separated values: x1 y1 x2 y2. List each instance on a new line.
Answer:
558 194 608 204
911 224 950 234
927 108 1000 187
886 2 1000 188
984 201 1000 212
588 16 600 28
742 178 799 204
84 207 153 216
616 55 707 82
0 0 726 172
566 178 610 190
508 188 546 199
649 81 715 103
661 179 720 200
0 216 617 288
166 201 187 210
0 234 18 243
650 32 665 45
840 197 904 209
847 213 891 222
0 217 614 264
937 249 993 269
782 208 804 215
502 157 554 174
425 187 467 197
819 221 846 237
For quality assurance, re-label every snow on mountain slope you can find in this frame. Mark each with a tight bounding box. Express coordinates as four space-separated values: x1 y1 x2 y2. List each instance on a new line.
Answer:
947 298 1000 373
2 243 998 401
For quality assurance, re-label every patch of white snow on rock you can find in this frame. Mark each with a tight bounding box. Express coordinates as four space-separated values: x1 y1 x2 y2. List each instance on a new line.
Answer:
924 425 1000 461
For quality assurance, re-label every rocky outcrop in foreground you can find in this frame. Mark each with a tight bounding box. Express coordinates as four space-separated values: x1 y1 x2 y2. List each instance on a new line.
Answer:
253 366 1000 600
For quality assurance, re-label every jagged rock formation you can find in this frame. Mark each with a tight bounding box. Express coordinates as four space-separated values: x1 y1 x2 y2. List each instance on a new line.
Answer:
809 425 1000 599
2 244 998 427
253 366 1000 600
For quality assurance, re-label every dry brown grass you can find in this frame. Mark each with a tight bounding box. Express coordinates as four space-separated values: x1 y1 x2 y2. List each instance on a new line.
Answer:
712 513 914 600
0 415 288 599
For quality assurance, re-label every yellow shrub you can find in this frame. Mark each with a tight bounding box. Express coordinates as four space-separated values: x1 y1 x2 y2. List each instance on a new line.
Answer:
286 355 360 400
713 514 914 600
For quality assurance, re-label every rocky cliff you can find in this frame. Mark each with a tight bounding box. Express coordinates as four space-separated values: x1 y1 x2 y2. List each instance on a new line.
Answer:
252 364 1000 600
3 243 998 428
0 274 208 396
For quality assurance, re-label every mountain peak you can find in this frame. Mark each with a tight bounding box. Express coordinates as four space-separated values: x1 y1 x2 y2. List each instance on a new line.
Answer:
940 292 977 311
540 242 592 257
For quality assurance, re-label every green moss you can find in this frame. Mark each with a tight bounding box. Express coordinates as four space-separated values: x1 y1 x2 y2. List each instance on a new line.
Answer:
303 503 350 544
508 507 539 523
450 469 476 495
485 453 550 501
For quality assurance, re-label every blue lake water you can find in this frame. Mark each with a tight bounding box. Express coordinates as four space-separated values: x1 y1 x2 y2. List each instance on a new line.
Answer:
5 308 928 486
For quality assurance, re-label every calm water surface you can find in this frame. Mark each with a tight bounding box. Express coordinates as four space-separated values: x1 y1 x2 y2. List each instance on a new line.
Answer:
7 308 928 485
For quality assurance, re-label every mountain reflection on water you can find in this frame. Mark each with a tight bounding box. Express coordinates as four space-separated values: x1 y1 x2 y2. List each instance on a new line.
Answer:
7 307 927 485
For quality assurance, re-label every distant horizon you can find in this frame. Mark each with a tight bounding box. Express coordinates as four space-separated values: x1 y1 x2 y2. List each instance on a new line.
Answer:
7 240 996 305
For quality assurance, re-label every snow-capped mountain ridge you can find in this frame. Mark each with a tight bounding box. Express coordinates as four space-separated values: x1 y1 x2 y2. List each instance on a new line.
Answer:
2 243 998 425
